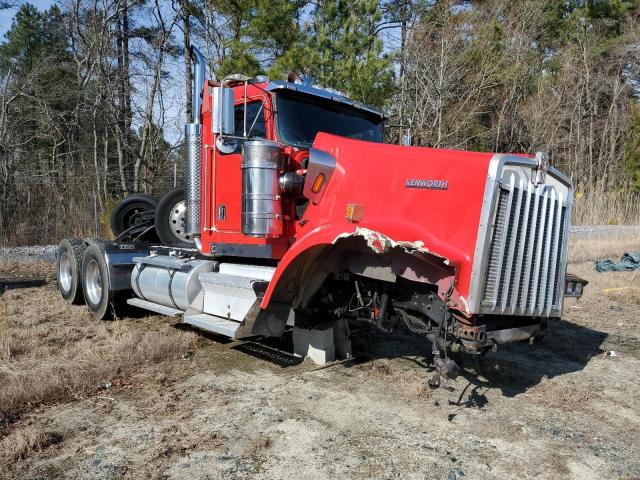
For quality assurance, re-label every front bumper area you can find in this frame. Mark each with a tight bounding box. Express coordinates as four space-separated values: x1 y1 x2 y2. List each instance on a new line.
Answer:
451 316 547 353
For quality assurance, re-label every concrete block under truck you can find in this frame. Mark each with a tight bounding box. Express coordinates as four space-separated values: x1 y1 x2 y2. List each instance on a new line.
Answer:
55 46 587 385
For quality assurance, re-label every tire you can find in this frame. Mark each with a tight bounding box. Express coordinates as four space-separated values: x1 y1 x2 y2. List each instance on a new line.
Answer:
56 238 86 304
110 193 158 237
81 242 120 320
154 187 195 248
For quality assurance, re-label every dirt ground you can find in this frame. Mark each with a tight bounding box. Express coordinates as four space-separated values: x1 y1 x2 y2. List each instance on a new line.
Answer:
1 237 640 479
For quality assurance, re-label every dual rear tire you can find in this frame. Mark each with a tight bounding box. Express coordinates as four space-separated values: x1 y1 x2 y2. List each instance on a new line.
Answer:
56 239 86 305
81 241 120 320
56 239 120 320
57 188 195 317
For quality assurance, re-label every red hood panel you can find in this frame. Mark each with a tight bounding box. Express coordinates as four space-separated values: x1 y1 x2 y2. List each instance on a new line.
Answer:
301 133 494 301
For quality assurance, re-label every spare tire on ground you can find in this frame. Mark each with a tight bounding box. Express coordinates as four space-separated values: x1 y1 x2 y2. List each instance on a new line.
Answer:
110 193 158 237
154 187 195 248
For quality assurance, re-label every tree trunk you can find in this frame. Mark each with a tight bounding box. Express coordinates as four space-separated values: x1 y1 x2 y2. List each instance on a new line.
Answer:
122 0 132 181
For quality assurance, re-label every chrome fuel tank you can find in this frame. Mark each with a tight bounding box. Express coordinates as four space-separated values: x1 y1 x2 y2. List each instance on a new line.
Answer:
131 256 217 311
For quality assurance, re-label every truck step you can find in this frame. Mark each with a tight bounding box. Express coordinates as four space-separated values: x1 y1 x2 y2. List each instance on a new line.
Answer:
217 263 275 281
183 313 241 337
127 298 183 317
198 264 275 322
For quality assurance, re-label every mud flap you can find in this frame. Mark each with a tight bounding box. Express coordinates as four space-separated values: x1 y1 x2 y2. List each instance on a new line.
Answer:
234 301 289 339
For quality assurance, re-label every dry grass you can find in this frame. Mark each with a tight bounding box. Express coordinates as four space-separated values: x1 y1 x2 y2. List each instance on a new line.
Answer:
0 263 199 431
0 427 60 468
602 283 640 305
0 329 196 425
245 435 273 458
572 189 640 226
568 235 640 264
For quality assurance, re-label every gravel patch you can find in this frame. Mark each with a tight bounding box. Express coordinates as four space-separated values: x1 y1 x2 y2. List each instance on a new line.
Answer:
0 245 57 263
569 225 640 239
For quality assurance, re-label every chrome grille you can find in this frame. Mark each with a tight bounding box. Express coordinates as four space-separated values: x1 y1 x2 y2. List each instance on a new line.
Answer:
480 172 568 316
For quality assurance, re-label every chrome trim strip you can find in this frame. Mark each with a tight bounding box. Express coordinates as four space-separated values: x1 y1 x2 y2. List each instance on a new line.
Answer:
500 175 524 313
548 165 573 188
529 186 549 316
521 184 540 314
538 188 556 315
555 185 574 315
547 190 562 316
490 176 515 310
468 155 503 312
508 179 531 315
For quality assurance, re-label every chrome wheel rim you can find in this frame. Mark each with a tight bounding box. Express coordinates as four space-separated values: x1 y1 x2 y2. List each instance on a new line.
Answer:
85 259 103 306
168 200 192 243
58 252 72 293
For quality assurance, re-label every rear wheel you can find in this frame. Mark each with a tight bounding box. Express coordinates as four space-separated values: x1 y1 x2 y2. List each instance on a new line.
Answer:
154 187 194 248
110 193 158 237
82 242 120 320
56 239 86 304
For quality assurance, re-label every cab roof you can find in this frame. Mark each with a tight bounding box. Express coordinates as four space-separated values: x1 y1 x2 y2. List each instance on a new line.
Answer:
265 80 385 119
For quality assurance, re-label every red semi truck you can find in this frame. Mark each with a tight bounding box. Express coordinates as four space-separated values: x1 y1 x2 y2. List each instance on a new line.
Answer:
55 47 586 382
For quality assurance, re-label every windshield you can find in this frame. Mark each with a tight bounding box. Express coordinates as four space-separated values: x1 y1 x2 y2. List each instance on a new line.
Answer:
274 91 383 148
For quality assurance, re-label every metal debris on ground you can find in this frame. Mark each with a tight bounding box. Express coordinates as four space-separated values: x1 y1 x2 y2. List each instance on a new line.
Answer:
447 467 466 480
595 252 640 272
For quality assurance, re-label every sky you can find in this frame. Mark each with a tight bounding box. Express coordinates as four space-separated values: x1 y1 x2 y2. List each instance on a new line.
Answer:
0 0 404 144
0 0 189 144
0 0 57 38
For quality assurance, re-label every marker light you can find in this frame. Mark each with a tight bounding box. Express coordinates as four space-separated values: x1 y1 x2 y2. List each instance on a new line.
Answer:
311 173 326 193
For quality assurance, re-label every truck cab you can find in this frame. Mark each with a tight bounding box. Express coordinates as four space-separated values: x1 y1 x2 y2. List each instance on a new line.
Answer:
193 77 386 260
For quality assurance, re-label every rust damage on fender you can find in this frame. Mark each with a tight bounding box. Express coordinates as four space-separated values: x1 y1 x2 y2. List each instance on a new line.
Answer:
332 227 470 316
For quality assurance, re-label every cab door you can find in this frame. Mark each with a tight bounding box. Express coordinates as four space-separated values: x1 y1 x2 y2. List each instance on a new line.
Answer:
213 100 268 232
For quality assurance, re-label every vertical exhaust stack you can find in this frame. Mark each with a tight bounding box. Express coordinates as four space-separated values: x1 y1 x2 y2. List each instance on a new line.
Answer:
185 46 205 241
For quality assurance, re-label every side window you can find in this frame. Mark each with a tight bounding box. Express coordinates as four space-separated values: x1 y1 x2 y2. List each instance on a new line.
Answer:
234 101 266 138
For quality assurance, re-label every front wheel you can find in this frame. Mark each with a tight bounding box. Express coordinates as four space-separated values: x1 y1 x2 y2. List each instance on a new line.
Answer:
82 242 121 320
154 187 195 248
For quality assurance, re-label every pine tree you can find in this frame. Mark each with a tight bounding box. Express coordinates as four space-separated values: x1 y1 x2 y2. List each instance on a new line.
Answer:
279 0 394 108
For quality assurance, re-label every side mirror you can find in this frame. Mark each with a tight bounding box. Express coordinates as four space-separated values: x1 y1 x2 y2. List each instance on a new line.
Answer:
212 86 234 135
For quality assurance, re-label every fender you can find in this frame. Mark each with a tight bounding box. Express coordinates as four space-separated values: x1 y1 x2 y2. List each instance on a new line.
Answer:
260 223 346 309
261 220 472 315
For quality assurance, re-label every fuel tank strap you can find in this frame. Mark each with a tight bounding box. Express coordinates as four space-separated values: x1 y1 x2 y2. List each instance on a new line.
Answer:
132 255 193 271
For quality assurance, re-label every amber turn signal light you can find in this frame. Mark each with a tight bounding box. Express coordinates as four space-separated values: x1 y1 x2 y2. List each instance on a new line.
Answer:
311 173 325 193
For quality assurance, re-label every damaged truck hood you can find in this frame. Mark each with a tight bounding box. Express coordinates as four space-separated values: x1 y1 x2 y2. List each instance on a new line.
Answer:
285 133 497 315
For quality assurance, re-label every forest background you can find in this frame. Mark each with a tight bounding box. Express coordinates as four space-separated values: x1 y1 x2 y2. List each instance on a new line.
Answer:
0 0 638 245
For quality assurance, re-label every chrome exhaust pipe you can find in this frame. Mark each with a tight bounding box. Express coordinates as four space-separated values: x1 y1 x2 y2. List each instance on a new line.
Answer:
185 46 205 240
190 46 205 124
